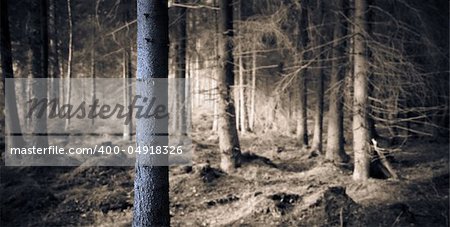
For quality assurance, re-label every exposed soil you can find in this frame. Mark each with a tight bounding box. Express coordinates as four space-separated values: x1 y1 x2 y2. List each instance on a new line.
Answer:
1 132 448 226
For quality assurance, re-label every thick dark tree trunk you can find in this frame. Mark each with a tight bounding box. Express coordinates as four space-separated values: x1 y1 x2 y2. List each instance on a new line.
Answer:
296 0 309 148
133 0 170 226
325 0 349 163
352 0 371 181
309 1 324 154
49 0 60 113
50 0 60 79
30 0 49 147
1 0 26 148
218 0 241 173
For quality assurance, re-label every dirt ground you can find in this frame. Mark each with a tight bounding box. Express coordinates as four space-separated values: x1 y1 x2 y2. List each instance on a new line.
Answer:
1 129 448 226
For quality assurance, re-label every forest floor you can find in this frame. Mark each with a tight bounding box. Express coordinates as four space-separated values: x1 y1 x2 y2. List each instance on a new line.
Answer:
0 124 448 226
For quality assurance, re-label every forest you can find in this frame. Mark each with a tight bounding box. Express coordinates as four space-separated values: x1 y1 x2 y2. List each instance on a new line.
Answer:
0 0 449 226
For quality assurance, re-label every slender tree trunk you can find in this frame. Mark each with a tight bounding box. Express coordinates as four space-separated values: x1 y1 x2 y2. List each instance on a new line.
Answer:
90 32 96 126
352 0 370 181
235 74 240 130
238 57 246 132
174 0 187 135
237 0 247 132
65 0 73 130
133 0 170 226
122 51 131 139
50 0 60 79
186 48 192 131
127 46 133 137
218 0 241 173
212 0 220 131
122 0 133 139
195 52 200 108
90 13 96 126
297 69 308 147
1 0 26 148
296 0 309 147
249 49 256 132
49 0 60 113
325 0 349 163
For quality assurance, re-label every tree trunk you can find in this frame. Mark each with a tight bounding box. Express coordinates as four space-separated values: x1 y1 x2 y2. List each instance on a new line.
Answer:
133 0 170 226
174 0 187 135
122 0 133 139
50 0 60 79
237 0 247 133
212 0 220 131
218 0 241 173
309 1 324 154
122 51 130 139
1 0 26 148
49 0 60 113
235 73 240 130
65 0 73 130
90 14 96 126
296 0 309 147
238 57 246 132
127 46 133 137
194 53 200 108
29 0 49 147
249 49 256 132
311 69 324 154
325 0 349 163
352 0 371 181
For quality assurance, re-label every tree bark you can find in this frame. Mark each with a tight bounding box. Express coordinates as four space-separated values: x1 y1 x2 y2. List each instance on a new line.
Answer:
49 0 60 113
65 0 73 130
127 46 133 136
122 50 131 139
296 0 309 147
310 69 324 153
352 0 371 181
212 0 220 131
309 0 324 154
237 0 248 133
238 57 246 132
174 0 187 135
249 49 256 132
90 15 96 126
218 0 241 173
133 0 170 226
325 0 349 163
50 0 60 79
1 0 26 148
29 0 49 147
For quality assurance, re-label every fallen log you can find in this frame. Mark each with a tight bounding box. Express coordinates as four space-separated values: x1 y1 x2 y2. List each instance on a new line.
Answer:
371 139 399 179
